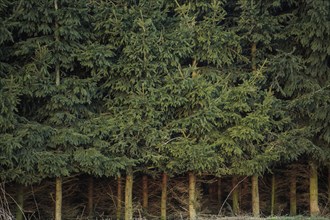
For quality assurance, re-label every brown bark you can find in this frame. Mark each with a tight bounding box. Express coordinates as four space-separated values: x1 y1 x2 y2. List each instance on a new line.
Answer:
161 173 168 220
88 176 94 219
328 166 330 205
15 184 24 220
54 0 60 86
217 178 222 205
310 161 320 216
55 177 62 220
290 171 297 216
251 175 260 217
189 172 197 220
232 176 240 215
117 176 122 220
125 168 133 220
271 174 276 216
142 175 148 210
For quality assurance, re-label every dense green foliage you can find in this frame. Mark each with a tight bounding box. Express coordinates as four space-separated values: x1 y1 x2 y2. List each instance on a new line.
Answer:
0 0 329 218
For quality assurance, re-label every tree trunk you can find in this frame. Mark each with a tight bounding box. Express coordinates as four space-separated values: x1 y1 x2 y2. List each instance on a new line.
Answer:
328 166 330 205
55 177 62 220
217 178 222 205
271 174 276 216
117 176 122 220
309 161 320 216
54 2 61 219
232 176 240 215
54 0 60 86
290 171 297 216
125 168 133 220
251 175 260 217
88 176 94 219
189 172 197 220
142 175 148 210
161 173 168 220
15 184 24 220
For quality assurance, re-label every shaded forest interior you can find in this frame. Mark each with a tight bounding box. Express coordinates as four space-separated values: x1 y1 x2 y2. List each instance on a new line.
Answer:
4 163 330 219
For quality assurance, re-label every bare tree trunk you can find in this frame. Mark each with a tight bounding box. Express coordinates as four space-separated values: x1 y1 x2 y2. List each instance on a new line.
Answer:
217 178 222 205
54 1 62 219
55 177 62 220
271 174 276 216
310 161 320 216
15 184 24 220
161 173 168 220
251 175 260 217
290 171 297 216
125 168 133 220
328 166 330 205
232 176 240 215
142 175 148 210
54 0 60 86
88 176 94 219
117 176 122 220
189 172 197 220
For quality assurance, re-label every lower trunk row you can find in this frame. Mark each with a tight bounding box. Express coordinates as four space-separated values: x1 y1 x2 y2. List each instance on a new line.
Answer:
16 163 326 219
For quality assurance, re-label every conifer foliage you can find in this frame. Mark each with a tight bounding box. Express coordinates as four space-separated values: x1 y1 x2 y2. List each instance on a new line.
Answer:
0 0 329 219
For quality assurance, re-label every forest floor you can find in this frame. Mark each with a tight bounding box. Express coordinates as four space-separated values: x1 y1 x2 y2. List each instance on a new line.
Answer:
196 215 330 220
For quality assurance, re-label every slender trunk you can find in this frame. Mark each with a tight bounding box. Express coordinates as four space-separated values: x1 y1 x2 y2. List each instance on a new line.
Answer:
54 2 61 219
271 174 276 216
189 172 197 220
142 175 148 210
192 59 198 78
290 171 297 216
15 184 24 220
217 178 222 205
88 176 94 219
161 173 168 220
251 43 258 218
54 0 60 86
117 176 122 220
328 166 330 205
251 175 259 217
125 168 133 220
55 177 62 220
310 161 320 216
232 176 239 215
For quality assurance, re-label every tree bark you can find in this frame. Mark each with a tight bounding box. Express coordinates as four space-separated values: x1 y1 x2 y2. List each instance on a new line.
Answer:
309 161 320 216
125 168 133 220
54 2 62 219
232 176 240 215
251 175 260 217
54 0 60 86
189 172 197 220
15 184 24 220
88 176 94 219
290 171 297 216
142 175 148 210
271 174 276 216
117 176 122 220
328 166 330 205
55 177 62 220
161 173 168 220
217 178 222 205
